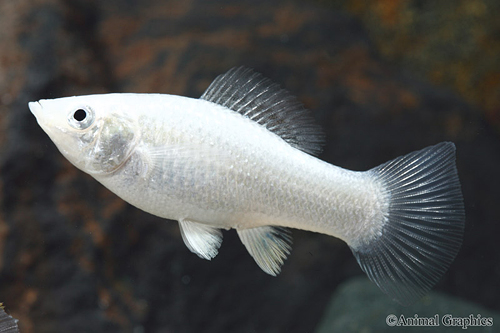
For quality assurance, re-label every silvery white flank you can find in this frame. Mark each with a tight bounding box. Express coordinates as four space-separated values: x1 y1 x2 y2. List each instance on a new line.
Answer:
29 67 465 305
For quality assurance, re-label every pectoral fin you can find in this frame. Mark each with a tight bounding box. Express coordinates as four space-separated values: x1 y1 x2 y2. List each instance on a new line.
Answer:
237 226 292 276
179 219 223 260
143 144 232 180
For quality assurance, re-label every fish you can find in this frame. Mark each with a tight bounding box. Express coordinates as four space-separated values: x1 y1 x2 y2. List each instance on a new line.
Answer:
0 303 20 333
29 67 465 305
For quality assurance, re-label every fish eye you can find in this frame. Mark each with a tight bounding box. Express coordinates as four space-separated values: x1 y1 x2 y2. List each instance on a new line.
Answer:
73 109 87 121
68 106 94 130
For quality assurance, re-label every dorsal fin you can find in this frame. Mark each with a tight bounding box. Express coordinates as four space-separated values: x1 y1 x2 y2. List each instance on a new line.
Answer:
200 67 324 156
0 303 20 333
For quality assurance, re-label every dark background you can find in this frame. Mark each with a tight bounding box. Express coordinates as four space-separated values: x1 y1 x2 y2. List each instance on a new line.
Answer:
0 0 499 332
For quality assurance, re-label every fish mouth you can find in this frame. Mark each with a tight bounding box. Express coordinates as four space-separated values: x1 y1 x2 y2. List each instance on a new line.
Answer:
28 100 53 135
28 101 42 119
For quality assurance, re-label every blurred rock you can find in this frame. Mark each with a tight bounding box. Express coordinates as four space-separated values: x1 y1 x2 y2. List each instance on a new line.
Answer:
0 0 499 332
325 0 500 131
315 277 500 333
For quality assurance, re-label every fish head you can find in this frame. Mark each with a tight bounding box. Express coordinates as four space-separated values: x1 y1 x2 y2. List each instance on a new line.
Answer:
29 95 137 176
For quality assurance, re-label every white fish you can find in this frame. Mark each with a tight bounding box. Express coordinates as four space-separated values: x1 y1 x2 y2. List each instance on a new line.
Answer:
29 67 464 305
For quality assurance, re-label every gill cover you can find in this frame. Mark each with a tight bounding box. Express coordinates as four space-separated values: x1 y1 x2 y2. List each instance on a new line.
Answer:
80 114 137 175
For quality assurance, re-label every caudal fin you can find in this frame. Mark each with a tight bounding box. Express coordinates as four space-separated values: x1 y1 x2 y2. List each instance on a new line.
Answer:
350 142 465 305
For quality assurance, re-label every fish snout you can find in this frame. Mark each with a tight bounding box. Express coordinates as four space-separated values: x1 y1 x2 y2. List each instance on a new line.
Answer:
28 101 42 117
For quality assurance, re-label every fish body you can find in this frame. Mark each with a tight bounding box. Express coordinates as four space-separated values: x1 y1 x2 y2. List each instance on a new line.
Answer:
29 67 464 305
40 93 383 242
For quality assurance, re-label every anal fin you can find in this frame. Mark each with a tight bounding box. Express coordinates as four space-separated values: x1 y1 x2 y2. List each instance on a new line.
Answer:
237 226 292 276
179 219 223 260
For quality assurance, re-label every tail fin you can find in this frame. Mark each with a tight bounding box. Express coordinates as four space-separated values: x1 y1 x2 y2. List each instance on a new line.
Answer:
350 142 465 305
